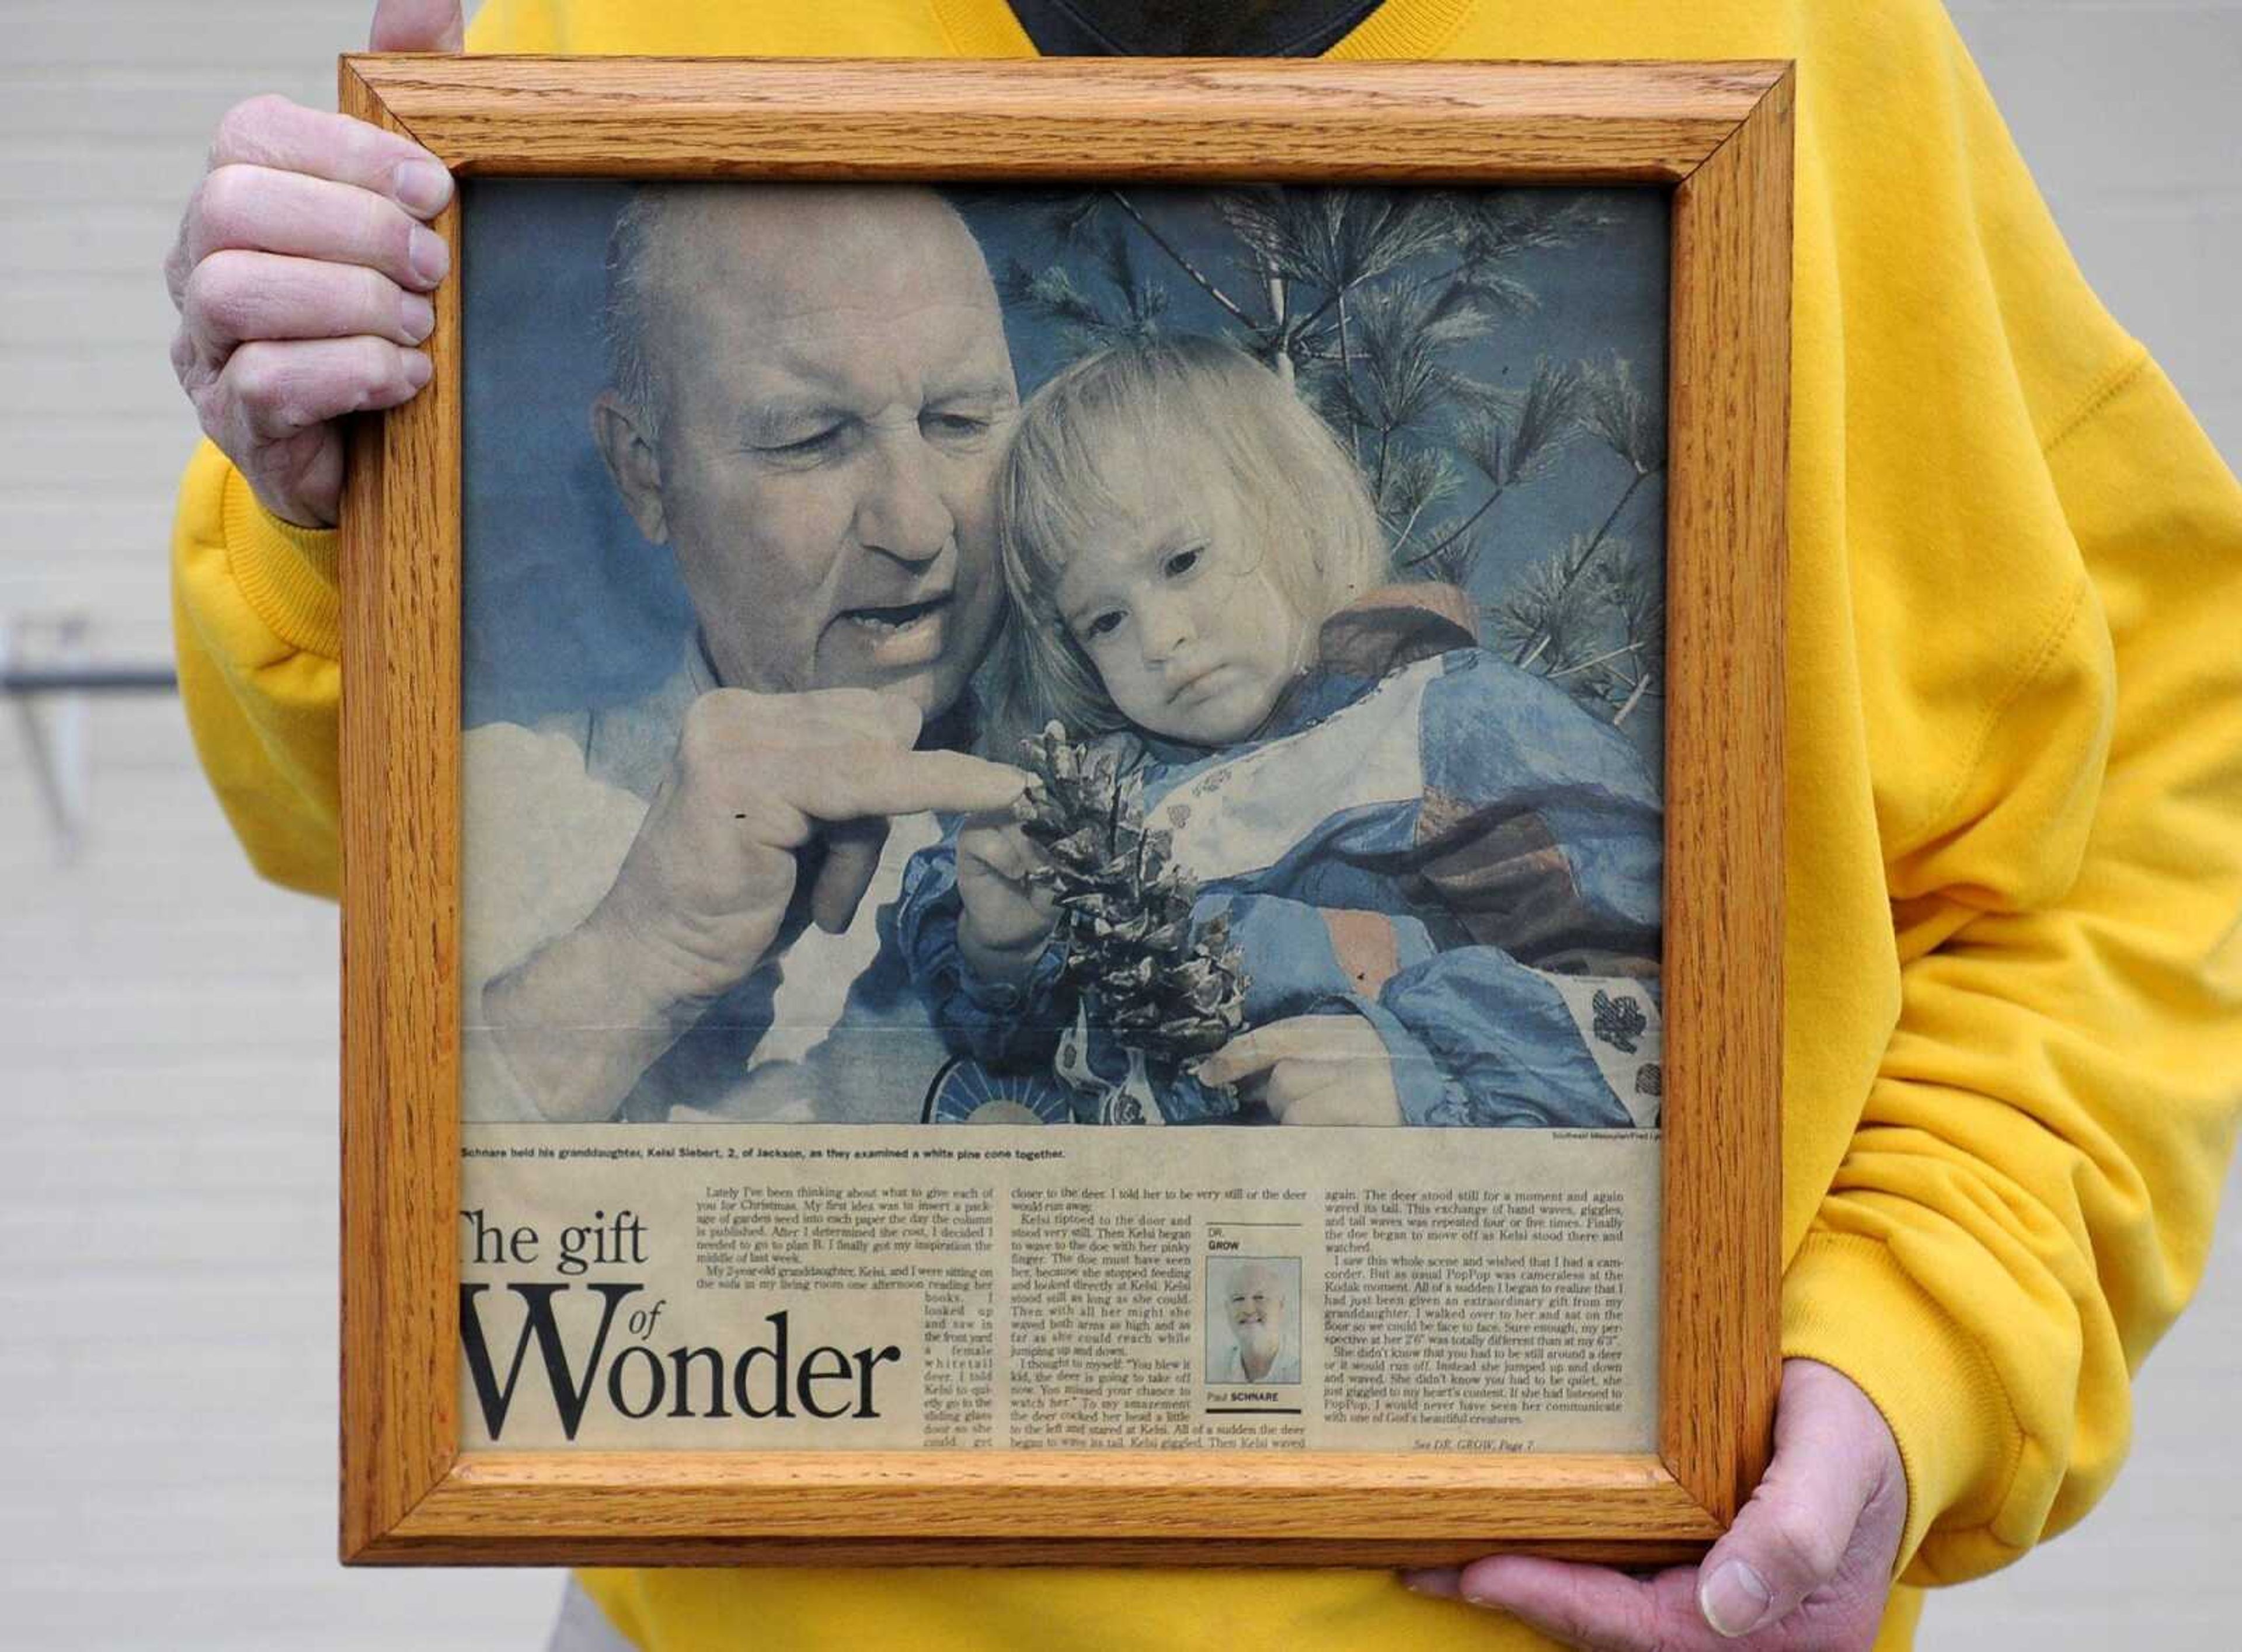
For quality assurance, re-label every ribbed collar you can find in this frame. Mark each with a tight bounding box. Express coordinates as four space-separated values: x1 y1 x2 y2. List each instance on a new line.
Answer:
930 0 1478 59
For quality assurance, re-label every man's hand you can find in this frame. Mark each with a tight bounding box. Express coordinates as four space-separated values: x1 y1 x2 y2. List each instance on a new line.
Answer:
485 688 1028 1121
1196 1015 1403 1125
165 1 465 529
1406 1360 1906 1649
598 687 1029 1006
956 816 1060 984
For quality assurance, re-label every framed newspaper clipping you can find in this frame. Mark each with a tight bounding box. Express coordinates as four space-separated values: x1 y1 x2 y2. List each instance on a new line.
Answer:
338 54 1790 1567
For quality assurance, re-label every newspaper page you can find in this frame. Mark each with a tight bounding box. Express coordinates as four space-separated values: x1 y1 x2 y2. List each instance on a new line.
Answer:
460 1128 1656 1451
456 179 1671 1455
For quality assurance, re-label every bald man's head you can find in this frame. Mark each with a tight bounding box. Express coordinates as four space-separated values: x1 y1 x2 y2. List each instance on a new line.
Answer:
603 185 1000 443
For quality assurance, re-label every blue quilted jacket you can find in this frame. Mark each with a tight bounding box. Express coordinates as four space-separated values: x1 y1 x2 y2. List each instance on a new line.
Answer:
897 588 1665 1128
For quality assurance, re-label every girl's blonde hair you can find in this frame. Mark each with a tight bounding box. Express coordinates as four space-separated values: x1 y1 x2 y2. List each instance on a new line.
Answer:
991 336 1388 744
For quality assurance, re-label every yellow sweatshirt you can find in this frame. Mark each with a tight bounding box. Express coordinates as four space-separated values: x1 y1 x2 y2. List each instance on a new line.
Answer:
169 1 2242 1647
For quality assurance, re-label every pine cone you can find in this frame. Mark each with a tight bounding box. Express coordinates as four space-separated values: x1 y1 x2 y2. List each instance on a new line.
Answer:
1015 722 1251 1064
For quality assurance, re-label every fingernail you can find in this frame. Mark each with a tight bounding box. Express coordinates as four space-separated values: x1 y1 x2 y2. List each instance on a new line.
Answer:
1398 1569 1458 1599
393 159 453 215
408 225 450 287
402 350 433 390
401 292 435 344
1700 1559 1772 1638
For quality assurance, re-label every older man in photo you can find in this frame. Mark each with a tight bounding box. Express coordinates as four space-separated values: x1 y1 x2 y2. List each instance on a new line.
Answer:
458 185 1033 1124
1214 1261 1303 1385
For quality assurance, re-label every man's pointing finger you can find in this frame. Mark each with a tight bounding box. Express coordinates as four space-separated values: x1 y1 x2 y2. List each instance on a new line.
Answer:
785 750 1030 825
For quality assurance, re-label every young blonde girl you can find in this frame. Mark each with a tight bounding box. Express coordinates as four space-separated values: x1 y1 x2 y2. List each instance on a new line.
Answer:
988 333 1386 752
899 337 1665 1128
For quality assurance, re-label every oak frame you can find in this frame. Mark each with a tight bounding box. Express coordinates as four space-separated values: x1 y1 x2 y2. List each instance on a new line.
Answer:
338 54 1791 1568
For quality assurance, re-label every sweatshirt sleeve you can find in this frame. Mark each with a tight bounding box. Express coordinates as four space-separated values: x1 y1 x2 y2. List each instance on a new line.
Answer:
1767 5 2242 1580
170 441 346 897
1784 352 2242 1585
166 1 546 901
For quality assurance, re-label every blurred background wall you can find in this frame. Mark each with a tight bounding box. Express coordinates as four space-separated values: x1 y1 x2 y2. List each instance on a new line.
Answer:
3 3 2236 1646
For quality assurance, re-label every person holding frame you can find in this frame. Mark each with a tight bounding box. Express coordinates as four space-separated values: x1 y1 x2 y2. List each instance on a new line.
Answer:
163 5 2242 1652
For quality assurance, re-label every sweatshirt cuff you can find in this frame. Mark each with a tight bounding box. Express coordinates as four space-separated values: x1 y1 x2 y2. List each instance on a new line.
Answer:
1781 1231 2024 1583
220 459 342 661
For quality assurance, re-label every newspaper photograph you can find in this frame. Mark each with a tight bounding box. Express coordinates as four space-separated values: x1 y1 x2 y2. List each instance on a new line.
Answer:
455 179 1669 1452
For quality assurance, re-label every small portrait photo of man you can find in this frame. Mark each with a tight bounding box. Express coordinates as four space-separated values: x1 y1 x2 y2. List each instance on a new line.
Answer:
1206 1257 1303 1386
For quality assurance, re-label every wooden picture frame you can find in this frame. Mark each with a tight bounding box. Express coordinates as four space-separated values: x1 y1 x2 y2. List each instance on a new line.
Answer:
339 54 1789 1567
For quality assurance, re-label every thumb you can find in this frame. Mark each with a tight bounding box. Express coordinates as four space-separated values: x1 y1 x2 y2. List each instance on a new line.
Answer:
370 0 465 51
809 817 892 936
1694 1360 1895 1639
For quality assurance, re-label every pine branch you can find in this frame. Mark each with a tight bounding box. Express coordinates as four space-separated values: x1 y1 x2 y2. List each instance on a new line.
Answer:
1515 468 1650 668
1106 190 1255 327
1396 359 1580 570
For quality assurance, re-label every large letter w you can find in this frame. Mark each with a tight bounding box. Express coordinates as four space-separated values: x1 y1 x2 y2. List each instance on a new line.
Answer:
459 1282 638 1441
